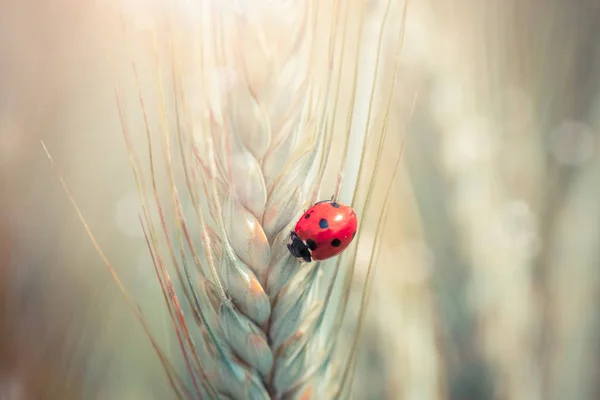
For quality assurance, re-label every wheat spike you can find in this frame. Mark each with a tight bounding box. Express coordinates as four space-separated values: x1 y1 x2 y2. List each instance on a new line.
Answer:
124 0 406 398
43 0 409 398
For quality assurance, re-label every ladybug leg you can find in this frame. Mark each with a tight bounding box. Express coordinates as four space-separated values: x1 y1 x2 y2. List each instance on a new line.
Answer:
287 231 312 263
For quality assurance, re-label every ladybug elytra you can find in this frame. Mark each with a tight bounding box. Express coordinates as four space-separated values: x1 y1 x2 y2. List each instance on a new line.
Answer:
287 199 358 263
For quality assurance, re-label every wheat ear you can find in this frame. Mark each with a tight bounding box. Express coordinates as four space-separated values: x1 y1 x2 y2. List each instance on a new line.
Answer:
43 0 410 398
166 2 408 398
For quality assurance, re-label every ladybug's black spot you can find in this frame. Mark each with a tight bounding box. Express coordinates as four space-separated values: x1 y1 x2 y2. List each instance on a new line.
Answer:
331 238 342 247
306 239 317 251
319 218 329 229
352 231 357 239
305 213 311 219
331 202 340 208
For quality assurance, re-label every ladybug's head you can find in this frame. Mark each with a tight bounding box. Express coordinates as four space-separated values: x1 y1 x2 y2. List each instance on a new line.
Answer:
287 231 312 263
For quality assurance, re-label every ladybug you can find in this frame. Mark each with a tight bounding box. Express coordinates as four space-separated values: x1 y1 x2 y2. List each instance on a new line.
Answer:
287 199 358 262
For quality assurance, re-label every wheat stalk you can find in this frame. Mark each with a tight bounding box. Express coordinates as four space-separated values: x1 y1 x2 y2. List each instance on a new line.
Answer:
42 0 410 398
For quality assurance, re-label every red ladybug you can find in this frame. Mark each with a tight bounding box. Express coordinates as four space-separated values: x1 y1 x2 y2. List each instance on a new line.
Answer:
287 199 358 262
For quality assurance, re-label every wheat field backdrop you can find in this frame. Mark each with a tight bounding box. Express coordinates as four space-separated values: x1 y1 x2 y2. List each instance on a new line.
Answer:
1 0 600 399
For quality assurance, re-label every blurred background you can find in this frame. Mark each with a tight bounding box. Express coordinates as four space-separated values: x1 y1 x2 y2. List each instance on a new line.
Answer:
1 0 600 399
